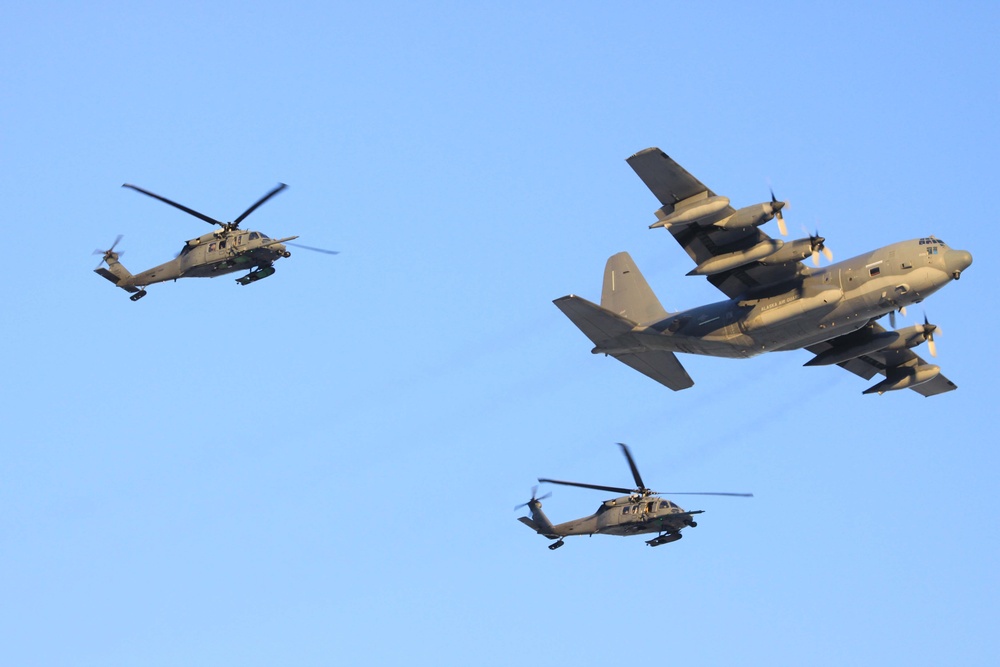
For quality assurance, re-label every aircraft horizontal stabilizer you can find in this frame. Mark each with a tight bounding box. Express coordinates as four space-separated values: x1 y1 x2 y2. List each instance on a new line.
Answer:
612 350 694 391
553 295 635 346
517 516 542 532
94 267 140 293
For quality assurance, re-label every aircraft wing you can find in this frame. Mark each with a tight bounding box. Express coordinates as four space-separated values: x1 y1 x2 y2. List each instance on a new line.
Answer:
627 147 805 299
804 321 957 396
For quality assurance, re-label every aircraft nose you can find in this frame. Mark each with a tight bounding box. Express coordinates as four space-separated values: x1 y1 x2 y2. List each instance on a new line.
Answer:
945 249 973 279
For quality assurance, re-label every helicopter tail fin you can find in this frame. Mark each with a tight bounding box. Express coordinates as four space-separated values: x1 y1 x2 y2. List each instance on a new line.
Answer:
600 251 668 324
518 500 559 539
94 256 140 294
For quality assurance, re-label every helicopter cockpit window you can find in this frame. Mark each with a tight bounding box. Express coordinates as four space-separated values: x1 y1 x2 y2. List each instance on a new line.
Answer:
260 232 271 240
249 232 259 240
209 242 217 252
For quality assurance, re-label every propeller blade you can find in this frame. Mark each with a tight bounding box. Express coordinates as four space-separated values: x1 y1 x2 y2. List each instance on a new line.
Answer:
286 242 340 255
811 250 820 267
928 336 937 358
123 184 224 227
233 183 287 226
537 478 634 495
617 443 646 491
822 246 833 262
889 309 897 328
776 212 788 237
769 188 788 236
900 306 907 318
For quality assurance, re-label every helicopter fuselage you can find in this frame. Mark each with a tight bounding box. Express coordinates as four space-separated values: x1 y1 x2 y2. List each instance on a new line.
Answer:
124 229 296 288
550 495 701 538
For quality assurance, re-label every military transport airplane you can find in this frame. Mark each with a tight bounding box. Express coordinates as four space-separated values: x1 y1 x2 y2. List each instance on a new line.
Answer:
554 148 973 396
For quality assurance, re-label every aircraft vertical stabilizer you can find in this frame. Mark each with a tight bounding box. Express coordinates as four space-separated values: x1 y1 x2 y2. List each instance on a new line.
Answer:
601 252 668 324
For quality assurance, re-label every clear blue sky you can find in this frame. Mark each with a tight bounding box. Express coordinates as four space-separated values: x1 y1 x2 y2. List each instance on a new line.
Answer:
2 2 998 665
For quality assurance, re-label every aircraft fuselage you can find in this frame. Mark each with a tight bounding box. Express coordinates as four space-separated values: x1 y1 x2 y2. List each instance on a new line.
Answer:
608 238 971 359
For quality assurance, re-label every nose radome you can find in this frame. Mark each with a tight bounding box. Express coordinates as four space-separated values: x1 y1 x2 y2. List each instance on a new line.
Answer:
945 249 973 278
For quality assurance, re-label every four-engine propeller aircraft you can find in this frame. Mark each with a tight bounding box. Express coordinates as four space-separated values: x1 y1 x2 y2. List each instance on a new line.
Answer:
518 443 751 550
93 183 337 301
554 148 973 395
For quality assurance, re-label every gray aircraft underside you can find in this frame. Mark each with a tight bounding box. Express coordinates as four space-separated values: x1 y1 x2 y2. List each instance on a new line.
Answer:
555 148 973 396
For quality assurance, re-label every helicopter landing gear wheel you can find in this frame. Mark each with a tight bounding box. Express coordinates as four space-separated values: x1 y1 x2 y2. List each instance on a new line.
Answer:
687 520 697 528
548 539 565 551
129 289 148 302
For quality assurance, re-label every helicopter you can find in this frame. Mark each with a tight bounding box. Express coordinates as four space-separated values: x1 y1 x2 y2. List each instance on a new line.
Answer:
517 443 751 550
93 183 337 301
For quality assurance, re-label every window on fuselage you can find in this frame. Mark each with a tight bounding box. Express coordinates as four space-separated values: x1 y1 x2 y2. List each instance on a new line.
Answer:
869 266 881 277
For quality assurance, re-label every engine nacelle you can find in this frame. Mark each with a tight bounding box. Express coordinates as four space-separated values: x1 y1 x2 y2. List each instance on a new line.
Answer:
863 364 940 395
687 239 782 276
758 238 814 265
713 201 782 231
883 324 934 351
650 195 730 229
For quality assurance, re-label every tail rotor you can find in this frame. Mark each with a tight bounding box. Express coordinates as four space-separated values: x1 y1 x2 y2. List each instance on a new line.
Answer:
93 234 125 269
515 485 551 511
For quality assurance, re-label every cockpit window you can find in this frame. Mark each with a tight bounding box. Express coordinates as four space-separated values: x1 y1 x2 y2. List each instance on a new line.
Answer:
249 232 259 240
259 232 270 240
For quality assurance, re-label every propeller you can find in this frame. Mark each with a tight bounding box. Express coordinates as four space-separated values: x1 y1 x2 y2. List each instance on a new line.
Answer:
809 230 833 266
122 183 287 231
921 314 940 357
515 485 551 510
286 242 339 255
93 234 124 269
769 187 788 236
537 443 753 499
889 306 907 329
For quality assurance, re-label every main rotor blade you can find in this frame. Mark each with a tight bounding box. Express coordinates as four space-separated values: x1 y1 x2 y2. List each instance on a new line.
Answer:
286 242 340 255
122 184 224 227
537 478 633 495
658 491 754 497
617 443 646 491
233 183 287 226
